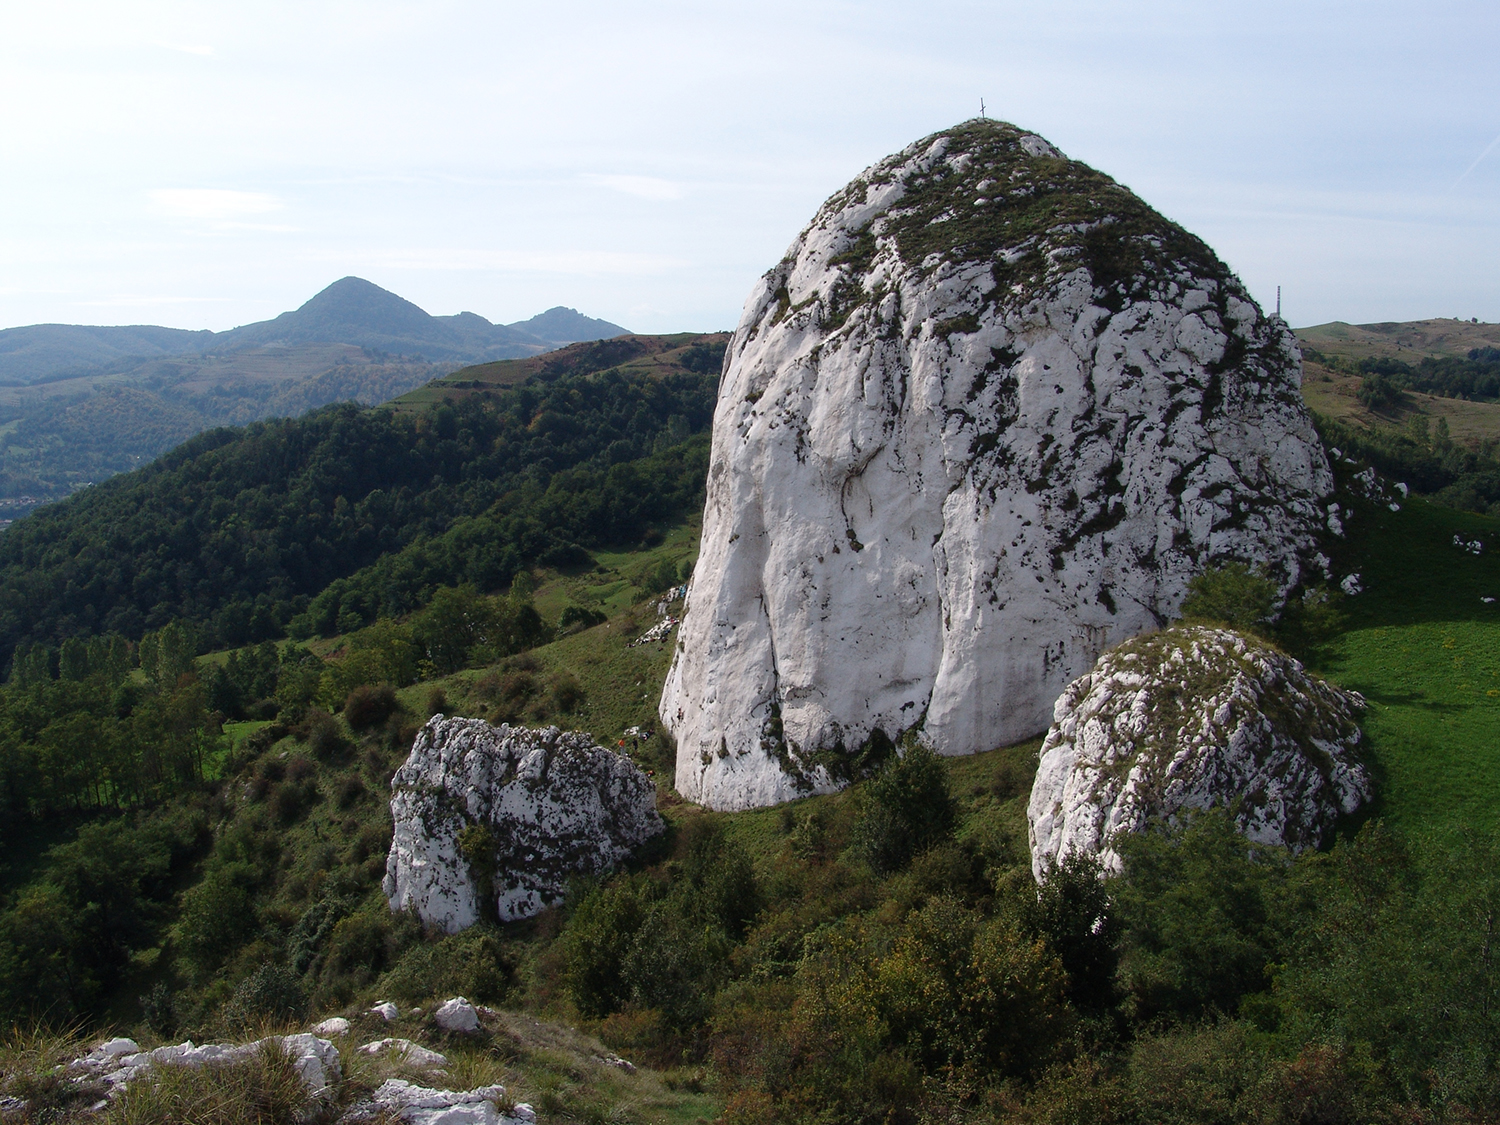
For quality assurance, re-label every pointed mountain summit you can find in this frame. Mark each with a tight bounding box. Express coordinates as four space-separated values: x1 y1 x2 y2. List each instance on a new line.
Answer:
214 276 545 361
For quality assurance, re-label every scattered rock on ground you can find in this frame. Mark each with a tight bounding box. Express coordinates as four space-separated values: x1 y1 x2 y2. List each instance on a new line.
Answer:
357 1038 448 1069
435 997 480 1032
312 1016 351 1037
71 1034 340 1098
662 119 1334 810
384 717 664 931
340 1078 535 1124
371 1001 400 1021
1027 625 1370 879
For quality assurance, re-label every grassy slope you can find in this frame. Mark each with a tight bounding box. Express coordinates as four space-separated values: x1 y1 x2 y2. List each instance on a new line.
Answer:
1289 319 1500 833
1319 494 1500 836
1295 317 1500 445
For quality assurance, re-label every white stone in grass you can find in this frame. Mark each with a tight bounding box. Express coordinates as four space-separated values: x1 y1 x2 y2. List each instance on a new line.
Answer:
368 1078 537 1125
312 1017 351 1037
357 1038 448 1069
371 1001 400 1021
435 997 480 1033
1028 625 1370 880
89 1035 339 1099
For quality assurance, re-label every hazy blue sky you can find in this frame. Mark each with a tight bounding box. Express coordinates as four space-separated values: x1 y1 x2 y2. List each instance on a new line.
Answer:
2 1 1496 334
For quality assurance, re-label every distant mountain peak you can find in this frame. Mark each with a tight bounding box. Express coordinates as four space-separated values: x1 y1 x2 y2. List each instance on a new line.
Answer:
290 277 436 335
509 306 629 346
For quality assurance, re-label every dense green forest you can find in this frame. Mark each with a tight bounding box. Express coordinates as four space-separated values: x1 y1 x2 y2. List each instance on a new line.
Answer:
0 351 718 663
0 354 452 506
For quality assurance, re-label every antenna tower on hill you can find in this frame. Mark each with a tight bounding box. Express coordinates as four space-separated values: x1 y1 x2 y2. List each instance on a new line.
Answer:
1276 286 1281 318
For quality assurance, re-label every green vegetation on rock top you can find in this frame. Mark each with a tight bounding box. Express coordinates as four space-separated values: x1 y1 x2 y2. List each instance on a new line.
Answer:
828 119 1232 314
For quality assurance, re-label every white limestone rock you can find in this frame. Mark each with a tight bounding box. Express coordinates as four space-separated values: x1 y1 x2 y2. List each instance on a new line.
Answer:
661 120 1334 810
384 717 664 931
357 1038 448 1069
1027 625 1370 879
312 1016 351 1037
358 1078 536 1125
371 1001 400 1021
434 997 480 1033
80 1035 340 1098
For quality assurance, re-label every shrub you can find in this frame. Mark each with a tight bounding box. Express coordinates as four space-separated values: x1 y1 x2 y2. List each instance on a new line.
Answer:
302 708 349 761
564 878 651 1018
175 863 257 977
375 926 512 1006
343 683 400 731
850 743 956 873
221 960 306 1028
558 605 607 633
1178 561 1277 631
547 671 586 715
1018 851 1120 1012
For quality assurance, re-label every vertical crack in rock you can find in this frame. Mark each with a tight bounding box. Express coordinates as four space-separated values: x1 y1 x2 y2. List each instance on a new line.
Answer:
384 717 664 931
1027 626 1370 878
661 119 1334 811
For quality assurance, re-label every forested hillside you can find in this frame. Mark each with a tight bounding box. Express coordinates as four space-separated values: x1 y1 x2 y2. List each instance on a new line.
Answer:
0 335 724 663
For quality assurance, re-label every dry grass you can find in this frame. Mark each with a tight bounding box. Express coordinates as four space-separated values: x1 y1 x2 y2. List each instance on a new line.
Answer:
103 1042 314 1125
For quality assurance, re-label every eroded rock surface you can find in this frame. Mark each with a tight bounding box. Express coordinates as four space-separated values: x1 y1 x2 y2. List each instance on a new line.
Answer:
384 717 663 931
1027 626 1369 878
661 119 1334 810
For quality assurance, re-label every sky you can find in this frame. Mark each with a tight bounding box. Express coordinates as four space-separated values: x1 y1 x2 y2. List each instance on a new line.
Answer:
1 0 1497 335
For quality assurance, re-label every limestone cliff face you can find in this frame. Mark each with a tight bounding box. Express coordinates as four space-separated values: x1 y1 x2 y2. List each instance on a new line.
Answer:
660 120 1334 811
1027 626 1369 878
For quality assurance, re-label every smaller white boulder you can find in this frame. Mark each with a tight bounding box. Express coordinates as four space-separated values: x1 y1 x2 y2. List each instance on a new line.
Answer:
435 997 480 1033
1028 625 1370 880
365 1078 536 1125
357 1038 448 1069
384 718 663 931
312 1017 351 1037
371 1001 400 1022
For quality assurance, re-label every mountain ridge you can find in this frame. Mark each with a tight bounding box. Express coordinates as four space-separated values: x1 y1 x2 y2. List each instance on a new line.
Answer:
0 277 631 385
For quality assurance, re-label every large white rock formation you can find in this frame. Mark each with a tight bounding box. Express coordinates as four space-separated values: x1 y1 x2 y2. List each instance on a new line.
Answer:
1027 626 1369 879
384 717 662 930
661 120 1335 810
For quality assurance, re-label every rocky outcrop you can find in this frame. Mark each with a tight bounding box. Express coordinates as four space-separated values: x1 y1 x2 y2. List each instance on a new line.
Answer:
71 1034 341 1099
1027 626 1369 878
384 717 663 930
661 119 1334 810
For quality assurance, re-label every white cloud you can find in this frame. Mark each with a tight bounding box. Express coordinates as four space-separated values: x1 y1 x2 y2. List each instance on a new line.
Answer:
149 189 281 220
583 174 685 201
